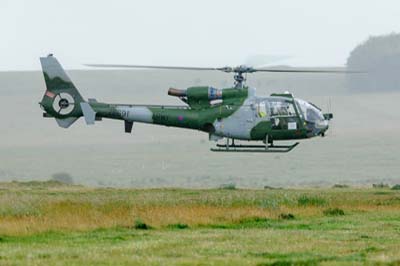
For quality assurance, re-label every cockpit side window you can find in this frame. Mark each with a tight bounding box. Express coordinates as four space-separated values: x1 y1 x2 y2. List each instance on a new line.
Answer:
268 99 296 117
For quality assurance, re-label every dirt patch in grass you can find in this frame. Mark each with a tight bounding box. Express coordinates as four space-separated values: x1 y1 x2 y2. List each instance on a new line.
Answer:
134 218 152 230
279 213 295 220
167 223 189 229
323 208 345 216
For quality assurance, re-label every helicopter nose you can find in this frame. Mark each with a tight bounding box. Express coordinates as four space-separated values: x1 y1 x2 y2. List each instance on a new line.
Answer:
318 120 329 137
315 119 328 129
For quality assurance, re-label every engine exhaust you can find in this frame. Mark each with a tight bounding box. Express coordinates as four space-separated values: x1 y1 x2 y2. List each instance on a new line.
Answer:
168 88 187 97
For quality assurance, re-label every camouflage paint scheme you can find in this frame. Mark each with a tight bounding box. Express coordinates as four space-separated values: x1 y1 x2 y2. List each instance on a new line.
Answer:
39 55 330 144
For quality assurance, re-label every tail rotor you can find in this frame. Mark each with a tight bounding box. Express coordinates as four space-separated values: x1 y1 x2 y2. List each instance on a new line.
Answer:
39 54 96 128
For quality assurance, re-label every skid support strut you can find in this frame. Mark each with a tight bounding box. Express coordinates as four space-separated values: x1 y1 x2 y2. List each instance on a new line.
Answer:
211 137 299 153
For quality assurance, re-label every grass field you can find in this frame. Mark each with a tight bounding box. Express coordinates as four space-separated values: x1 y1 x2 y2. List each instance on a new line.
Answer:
0 181 400 265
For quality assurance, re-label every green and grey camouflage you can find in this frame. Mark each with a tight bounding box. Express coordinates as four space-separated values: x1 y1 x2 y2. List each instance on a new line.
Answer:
39 55 332 153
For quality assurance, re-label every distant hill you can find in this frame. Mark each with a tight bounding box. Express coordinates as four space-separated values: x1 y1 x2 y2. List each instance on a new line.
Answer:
347 33 400 91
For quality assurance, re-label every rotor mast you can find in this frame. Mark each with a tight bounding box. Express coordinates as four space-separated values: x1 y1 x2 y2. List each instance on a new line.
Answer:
218 65 255 88
234 71 246 88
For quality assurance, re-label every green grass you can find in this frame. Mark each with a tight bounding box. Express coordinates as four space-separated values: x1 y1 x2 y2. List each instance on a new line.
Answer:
297 195 328 207
0 181 400 265
392 184 400 190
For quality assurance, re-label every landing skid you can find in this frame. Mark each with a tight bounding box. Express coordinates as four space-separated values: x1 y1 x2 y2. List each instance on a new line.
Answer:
211 138 299 153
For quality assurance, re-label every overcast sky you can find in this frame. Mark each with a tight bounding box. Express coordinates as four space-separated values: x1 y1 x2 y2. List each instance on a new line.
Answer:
1 0 400 70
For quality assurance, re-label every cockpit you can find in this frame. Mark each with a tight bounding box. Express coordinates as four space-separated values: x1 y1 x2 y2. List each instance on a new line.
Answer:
294 98 327 128
255 95 330 137
295 99 325 123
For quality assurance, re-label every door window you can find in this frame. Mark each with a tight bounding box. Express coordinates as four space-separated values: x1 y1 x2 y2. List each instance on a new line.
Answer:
257 102 267 117
268 99 296 117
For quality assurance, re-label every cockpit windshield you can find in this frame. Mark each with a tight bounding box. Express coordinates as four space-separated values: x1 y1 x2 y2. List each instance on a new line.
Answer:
295 99 324 123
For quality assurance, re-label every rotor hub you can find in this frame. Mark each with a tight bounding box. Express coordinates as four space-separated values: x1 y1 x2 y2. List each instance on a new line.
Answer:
234 72 246 88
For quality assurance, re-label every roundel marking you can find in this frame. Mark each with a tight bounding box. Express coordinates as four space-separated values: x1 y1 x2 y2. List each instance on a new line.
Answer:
52 92 75 115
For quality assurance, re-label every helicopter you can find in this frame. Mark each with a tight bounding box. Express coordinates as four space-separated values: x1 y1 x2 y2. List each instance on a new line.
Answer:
39 54 352 153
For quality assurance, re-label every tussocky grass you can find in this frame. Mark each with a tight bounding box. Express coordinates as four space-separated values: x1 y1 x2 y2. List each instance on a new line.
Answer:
0 181 400 265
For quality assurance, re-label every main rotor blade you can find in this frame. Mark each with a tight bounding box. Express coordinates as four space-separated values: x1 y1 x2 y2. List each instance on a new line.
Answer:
253 67 363 74
85 64 221 71
85 64 364 74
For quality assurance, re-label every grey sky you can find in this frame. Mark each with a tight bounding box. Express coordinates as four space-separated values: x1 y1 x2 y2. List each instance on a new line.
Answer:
1 0 400 70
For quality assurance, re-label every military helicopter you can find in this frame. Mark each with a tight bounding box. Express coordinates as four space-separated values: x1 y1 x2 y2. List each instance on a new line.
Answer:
39 54 351 153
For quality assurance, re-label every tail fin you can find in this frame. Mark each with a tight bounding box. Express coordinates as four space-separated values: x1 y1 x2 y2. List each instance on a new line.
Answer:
39 54 94 128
